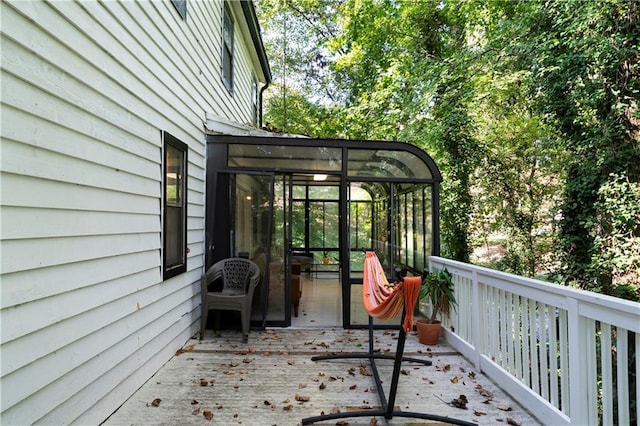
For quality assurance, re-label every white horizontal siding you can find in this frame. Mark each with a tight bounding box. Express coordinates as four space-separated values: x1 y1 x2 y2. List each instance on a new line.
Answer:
1 251 161 308
1 206 159 240
1 0 265 423
2 280 201 425
1 173 159 215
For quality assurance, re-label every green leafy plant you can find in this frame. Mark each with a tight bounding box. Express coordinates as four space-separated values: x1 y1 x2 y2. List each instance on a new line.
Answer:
419 268 457 324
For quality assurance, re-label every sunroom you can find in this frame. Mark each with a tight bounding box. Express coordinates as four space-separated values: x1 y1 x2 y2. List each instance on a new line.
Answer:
205 133 441 329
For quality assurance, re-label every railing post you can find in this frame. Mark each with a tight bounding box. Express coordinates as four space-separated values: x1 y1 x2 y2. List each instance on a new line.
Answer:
567 297 588 425
471 270 481 369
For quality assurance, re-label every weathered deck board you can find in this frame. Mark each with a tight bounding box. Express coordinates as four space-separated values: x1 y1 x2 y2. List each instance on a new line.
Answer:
104 329 539 425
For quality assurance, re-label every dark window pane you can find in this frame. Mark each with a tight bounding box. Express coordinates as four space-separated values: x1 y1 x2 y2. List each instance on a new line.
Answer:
222 3 234 91
163 132 187 279
165 206 184 268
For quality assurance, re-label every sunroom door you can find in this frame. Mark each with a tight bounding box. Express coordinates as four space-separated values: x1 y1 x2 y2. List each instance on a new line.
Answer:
215 172 275 329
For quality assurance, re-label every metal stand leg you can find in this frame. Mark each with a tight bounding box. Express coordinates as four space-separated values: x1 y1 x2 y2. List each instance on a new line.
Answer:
301 311 476 426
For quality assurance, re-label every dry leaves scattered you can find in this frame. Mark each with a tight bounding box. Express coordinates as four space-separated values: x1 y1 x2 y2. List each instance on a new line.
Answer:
295 394 310 402
175 343 195 356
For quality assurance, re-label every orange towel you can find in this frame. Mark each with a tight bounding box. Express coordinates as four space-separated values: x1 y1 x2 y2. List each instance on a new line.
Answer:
361 251 421 332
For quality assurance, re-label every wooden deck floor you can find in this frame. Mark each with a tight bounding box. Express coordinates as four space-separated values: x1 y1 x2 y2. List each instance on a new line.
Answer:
103 328 539 425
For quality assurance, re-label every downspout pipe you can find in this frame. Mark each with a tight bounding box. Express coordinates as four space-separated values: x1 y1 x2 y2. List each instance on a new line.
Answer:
259 81 270 128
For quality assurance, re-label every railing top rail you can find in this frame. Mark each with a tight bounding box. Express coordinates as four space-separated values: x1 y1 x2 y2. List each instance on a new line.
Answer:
429 256 640 331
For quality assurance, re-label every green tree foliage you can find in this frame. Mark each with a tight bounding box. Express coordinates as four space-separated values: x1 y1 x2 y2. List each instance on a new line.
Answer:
501 0 639 294
590 173 640 300
256 0 639 300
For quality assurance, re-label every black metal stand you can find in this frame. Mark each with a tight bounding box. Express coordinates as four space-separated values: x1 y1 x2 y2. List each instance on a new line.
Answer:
301 311 476 426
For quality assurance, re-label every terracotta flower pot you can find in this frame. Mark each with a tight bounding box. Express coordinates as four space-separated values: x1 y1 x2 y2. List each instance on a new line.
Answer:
416 319 441 345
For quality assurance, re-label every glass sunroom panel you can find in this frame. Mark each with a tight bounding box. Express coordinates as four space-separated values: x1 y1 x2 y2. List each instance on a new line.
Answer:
423 186 433 257
229 144 342 171
309 185 339 200
291 201 305 247
347 149 432 179
414 188 425 272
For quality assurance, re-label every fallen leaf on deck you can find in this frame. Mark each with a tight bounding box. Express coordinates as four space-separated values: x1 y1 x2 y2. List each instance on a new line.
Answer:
451 375 459 384
360 366 372 376
175 344 195 356
191 407 200 415
349 384 357 390
401 369 410 376
506 418 521 425
295 394 310 402
203 410 213 420
319 382 327 390
479 388 494 399
150 398 161 407
473 410 487 416
288 360 295 365
497 404 512 411
450 394 468 409
223 370 235 375
191 399 199 405
283 404 294 411
370 417 378 425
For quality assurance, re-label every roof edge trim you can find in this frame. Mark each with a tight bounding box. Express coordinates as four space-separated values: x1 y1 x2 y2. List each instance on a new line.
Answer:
240 1 272 84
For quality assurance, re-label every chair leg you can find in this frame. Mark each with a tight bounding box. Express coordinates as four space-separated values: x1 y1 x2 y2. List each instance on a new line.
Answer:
241 308 250 343
200 307 208 341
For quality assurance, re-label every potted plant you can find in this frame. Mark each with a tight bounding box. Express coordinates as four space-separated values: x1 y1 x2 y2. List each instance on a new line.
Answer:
322 251 330 264
416 268 457 345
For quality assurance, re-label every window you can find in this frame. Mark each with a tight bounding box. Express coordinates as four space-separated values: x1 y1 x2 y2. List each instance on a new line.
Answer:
163 131 188 279
222 3 234 93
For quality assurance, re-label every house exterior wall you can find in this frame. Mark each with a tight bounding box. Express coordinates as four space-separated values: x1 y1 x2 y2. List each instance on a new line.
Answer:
0 1 268 424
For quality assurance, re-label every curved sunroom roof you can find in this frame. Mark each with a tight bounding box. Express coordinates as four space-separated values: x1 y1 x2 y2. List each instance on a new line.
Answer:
215 135 441 182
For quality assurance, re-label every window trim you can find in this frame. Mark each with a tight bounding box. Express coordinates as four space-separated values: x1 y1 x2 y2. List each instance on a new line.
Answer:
162 131 188 280
222 2 234 93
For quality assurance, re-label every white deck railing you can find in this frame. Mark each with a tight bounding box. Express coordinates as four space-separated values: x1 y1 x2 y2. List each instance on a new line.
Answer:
429 257 640 425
